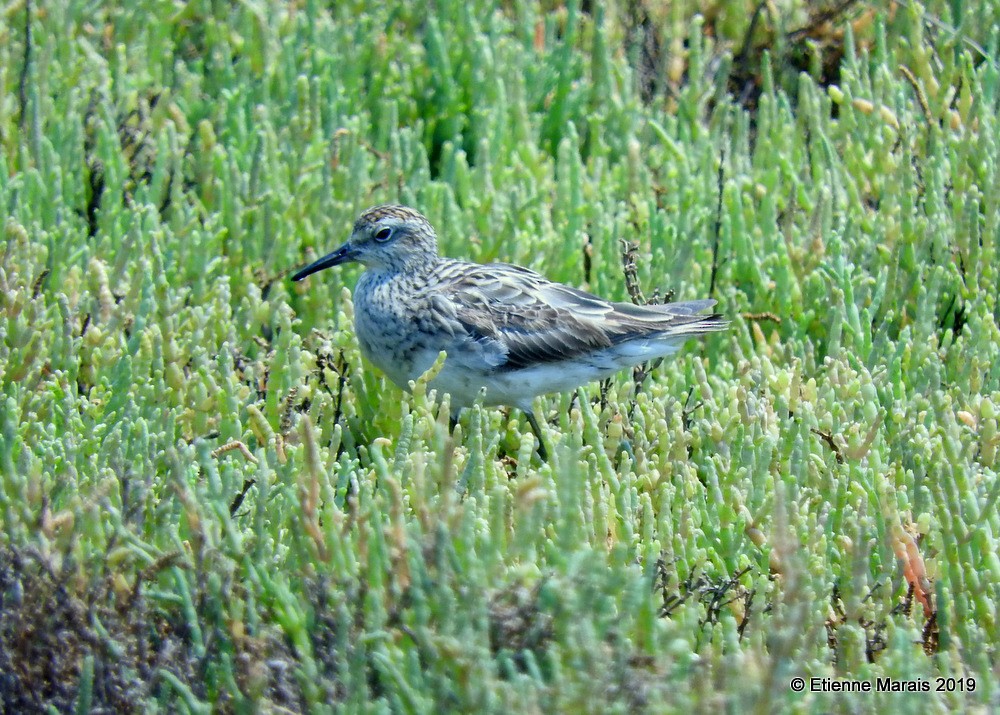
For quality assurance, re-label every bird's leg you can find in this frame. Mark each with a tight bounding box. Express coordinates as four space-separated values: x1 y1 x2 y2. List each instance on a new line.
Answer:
524 410 549 462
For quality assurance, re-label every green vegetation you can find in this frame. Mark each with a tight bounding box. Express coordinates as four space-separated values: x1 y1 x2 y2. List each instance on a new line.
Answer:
1 0 997 711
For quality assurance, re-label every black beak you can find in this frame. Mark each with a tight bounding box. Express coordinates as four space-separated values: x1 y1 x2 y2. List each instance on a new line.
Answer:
291 243 357 281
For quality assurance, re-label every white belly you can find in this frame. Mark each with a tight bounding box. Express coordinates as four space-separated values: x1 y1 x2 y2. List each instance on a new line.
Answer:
426 344 680 412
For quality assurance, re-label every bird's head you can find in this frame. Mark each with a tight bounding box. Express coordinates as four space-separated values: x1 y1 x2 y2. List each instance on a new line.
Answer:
292 205 439 280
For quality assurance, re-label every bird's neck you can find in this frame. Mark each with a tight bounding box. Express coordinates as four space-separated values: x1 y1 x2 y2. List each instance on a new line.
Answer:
368 253 443 276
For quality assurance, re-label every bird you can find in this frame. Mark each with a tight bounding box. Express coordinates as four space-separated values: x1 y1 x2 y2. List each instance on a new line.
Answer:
292 205 726 460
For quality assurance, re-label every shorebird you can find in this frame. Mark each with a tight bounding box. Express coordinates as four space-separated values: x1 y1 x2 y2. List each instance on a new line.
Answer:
292 205 725 459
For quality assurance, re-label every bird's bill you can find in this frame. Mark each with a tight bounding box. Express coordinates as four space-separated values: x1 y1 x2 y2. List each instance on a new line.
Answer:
291 242 358 281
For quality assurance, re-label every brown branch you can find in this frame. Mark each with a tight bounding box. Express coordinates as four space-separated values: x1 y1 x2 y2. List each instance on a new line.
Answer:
741 311 782 323
709 144 725 297
211 440 259 464
787 0 860 41
17 0 32 130
811 428 845 464
898 64 933 124
734 1 769 80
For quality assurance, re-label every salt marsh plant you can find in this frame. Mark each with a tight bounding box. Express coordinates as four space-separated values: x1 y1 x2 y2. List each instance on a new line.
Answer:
0 0 997 712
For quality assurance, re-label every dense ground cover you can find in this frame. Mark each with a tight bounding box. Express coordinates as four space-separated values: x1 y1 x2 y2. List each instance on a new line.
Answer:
1 0 997 711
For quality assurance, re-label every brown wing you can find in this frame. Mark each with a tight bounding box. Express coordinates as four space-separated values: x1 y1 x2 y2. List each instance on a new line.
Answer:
438 262 723 371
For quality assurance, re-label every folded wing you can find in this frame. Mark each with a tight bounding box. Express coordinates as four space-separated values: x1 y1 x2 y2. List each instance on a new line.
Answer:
437 262 725 372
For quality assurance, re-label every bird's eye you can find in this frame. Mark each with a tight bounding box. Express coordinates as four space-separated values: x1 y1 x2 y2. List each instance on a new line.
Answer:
374 227 393 242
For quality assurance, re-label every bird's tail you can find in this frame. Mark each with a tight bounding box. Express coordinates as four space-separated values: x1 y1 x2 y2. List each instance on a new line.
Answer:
611 298 729 339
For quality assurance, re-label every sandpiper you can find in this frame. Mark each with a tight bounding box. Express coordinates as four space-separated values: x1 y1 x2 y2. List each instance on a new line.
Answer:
293 205 725 459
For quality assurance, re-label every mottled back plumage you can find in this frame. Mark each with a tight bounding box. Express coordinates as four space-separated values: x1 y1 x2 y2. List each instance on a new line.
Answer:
437 262 722 371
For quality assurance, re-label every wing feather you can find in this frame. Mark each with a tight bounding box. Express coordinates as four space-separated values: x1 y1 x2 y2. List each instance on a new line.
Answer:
437 262 724 372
